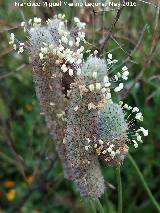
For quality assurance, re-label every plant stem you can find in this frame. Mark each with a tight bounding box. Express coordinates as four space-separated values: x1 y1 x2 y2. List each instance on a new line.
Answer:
128 154 160 212
89 200 96 213
105 190 110 213
116 165 122 213
95 199 105 213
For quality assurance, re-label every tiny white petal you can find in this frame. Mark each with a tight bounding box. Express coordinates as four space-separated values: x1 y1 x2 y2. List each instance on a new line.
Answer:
94 50 98 55
92 71 97 79
89 84 94 92
108 53 112 60
69 69 73 76
96 83 101 90
39 53 44 60
132 107 139 113
122 66 128 71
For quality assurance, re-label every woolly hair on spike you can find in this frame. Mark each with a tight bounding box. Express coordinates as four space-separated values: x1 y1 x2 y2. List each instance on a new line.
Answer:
96 103 129 166
28 16 78 180
82 56 108 83
29 27 55 54
47 18 68 44
98 103 128 140
64 80 105 198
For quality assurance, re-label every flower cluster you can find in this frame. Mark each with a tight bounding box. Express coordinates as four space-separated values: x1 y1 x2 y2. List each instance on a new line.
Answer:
9 14 148 199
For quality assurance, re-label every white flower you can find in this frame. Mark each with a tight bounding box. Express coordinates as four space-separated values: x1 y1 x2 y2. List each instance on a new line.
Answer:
21 21 25 27
106 92 111 100
108 53 112 60
78 32 85 39
49 44 54 50
94 144 98 148
34 17 41 23
74 17 80 23
114 87 120 92
110 151 115 158
69 69 73 76
28 19 32 25
69 40 73 47
123 104 131 110
57 51 64 59
132 107 139 113
94 50 98 55
58 13 65 20
123 70 129 76
76 41 80 47
86 138 91 143
46 19 51 25
101 88 107 93
92 71 97 79
80 46 84 52
119 101 123 106
59 45 64 51
39 52 44 60
135 112 143 121
52 49 57 55
61 64 68 72
77 49 81 54
122 70 129 80
18 46 24 54
114 75 119 81
13 44 17 50
88 102 96 110
138 127 148 136
102 150 107 154
76 37 81 43
33 17 41 27
122 66 128 71
96 83 101 90
99 139 104 145
136 134 143 142
9 33 15 44
88 84 94 92
74 106 79 111
105 82 111 87
132 140 138 148
119 83 124 90
41 47 48 54
107 147 112 153
77 22 86 29
86 50 91 53
114 83 123 92
135 133 142 142
85 146 89 151
61 36 68 44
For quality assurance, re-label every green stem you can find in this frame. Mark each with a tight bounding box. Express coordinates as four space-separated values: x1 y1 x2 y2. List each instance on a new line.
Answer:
89 200 96 213
105 190 110 213
95 199 105 213
116 165 122 213
128 154 160 212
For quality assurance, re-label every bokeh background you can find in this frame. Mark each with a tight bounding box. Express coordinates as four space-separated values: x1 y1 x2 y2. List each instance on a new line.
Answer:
0 0 160 212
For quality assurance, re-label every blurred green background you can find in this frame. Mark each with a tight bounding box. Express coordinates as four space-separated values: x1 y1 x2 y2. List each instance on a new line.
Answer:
0 0 160 212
